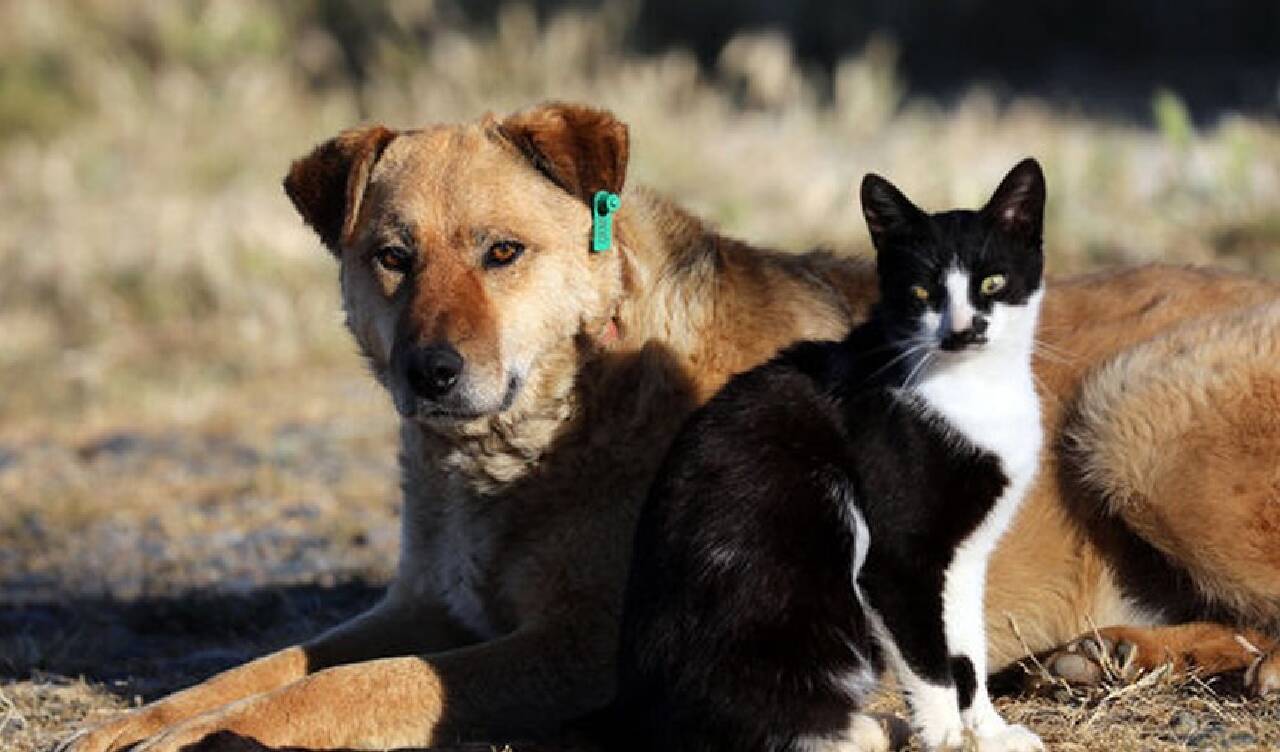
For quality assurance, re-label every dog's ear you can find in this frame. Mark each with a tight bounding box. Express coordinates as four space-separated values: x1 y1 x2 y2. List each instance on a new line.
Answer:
497 102 629 204
283 125 398 253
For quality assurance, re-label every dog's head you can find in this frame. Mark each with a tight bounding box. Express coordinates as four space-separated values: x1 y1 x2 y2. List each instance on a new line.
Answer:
284 103 629 422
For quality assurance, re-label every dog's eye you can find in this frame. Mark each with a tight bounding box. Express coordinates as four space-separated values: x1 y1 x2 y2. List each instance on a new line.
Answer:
374 245 413 274
910 285 930 302
484 240 525 269
980 274 1007 296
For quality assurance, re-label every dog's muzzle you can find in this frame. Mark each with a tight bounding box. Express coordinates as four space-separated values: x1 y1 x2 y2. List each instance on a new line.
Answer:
403 344 464 401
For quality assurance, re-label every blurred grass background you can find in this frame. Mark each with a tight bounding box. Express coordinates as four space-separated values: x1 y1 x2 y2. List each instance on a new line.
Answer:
1 4 1279 748
0 0 1278 436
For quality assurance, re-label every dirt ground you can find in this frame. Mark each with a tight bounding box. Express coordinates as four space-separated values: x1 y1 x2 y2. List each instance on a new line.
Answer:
0 371 400 752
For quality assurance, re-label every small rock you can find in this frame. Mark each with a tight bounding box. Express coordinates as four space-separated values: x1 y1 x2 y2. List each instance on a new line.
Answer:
78 431 147 461
1186 722 1225 749
0 445 18 472
1168 710 1199 737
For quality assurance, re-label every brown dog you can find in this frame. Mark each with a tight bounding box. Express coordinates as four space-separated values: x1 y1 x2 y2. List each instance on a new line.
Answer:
66 103 1280 752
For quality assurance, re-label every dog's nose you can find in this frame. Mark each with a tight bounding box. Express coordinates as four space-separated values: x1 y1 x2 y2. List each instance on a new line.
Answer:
405 345 464 400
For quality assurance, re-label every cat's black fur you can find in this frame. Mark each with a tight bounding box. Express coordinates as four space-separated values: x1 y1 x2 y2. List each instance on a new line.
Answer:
613 160 1047 751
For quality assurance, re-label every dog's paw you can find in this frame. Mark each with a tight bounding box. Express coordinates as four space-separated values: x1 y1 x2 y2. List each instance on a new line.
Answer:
974 724 1044 752
57 707 174 752
1043 633 1139 685
1245 650 1280 696
129 713 248 752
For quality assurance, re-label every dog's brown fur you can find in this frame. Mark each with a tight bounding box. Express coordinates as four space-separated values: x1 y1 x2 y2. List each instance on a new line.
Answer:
67 104 1280 752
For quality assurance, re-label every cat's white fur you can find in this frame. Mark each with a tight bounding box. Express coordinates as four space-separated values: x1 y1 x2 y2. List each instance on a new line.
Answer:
879 270 1045 751
863 606 965 749
795 712 896 752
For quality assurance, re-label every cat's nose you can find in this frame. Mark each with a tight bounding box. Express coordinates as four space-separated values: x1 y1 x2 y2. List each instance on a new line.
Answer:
941 315 989 350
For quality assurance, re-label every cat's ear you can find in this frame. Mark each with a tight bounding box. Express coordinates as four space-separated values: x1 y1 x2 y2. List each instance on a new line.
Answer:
983 158 1045 241
861 173 927 248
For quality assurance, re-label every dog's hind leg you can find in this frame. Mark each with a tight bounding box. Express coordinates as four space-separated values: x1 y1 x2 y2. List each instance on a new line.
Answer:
1040 622 1279 693
1065 303 1280 627
1036 302 1280 694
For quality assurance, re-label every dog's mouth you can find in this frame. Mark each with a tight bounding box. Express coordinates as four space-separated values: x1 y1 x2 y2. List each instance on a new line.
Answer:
400 374 525 423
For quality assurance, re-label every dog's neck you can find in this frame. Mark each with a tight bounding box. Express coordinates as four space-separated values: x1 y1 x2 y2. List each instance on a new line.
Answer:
401 188 874 495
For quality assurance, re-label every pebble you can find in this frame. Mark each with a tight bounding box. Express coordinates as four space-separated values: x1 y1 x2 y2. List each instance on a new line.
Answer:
1168 710 1199 737
78 431 147 460
1185 722 1258 749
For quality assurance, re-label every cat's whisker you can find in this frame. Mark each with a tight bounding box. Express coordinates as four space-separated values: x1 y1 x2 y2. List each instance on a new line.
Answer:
862 342 934 387
1032 343 1068 359
1033 338 1077 361
846 340 909 357
1031 373 1062 407
1031 345 1073 366
903 351 935 389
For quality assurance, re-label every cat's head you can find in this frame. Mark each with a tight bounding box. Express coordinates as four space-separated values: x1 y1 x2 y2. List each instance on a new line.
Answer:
860 158 1046 357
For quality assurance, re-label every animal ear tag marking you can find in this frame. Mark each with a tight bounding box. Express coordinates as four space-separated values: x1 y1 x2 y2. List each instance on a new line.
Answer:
592 190 621 252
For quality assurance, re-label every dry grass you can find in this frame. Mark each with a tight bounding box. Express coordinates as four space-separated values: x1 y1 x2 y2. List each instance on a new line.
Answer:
1 2 1278 751
993 669 1280 751
857 675 1280 751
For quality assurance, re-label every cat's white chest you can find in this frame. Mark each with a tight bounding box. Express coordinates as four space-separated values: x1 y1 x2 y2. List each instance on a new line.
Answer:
915 357 1041 483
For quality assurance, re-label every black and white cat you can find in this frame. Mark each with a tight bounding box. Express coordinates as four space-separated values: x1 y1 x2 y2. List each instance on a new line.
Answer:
614 159 1048 751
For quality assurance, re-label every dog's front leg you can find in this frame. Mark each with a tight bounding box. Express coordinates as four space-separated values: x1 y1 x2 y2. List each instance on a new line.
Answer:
65 596 472 752
61 647 309 752
119 619 613 751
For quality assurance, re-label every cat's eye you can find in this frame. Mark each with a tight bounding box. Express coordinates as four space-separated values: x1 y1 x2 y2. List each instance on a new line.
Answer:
980 274 1007 296
374 245 413 274
484 240 525 268
910 285 930 302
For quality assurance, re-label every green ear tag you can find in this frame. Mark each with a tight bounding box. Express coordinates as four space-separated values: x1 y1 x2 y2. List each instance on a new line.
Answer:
591 190 621 252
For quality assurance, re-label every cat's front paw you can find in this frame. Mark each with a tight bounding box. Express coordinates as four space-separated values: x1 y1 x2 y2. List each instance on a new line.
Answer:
974 723 1044 752
917 723 966 751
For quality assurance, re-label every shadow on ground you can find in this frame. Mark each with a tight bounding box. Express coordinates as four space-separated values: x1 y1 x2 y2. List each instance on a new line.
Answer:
0 582 383 700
